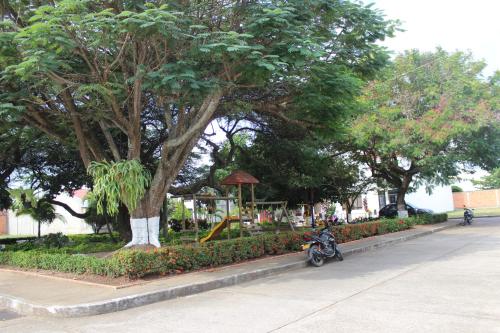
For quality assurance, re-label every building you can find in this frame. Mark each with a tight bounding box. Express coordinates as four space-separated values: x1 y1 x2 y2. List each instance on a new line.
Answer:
348 184 454 220
0 190 93 236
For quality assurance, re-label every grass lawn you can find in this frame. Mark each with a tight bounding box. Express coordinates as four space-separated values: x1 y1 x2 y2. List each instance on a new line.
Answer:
447 207 500 218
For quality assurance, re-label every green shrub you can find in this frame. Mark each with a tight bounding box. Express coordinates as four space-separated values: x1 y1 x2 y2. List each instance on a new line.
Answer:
113 232 305 278
5 233 124 254
0 236 37 245
0 214 440 279
412 213 448 225
42 233 69 248
0 250 123 277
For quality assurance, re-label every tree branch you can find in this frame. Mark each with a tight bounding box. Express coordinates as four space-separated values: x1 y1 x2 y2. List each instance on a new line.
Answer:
165 90 223 148
99 120 121 161
43 198 90 219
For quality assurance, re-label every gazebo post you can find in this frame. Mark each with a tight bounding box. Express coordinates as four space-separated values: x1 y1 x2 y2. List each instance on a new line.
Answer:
193 194 198 242
163 196 169 239
238 183 243 238
226 187 230 240
250 183 255 224
181 197 186 231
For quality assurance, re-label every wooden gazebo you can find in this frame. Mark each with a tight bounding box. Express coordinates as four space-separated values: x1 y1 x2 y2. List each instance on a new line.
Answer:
221 170 259 237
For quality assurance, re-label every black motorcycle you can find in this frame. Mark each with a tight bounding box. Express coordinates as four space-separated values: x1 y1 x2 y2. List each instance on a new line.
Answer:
303 224 343 267
461 208 474 226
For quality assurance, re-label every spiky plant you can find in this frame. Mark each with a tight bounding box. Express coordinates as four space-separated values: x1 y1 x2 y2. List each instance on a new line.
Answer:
87 160 151 216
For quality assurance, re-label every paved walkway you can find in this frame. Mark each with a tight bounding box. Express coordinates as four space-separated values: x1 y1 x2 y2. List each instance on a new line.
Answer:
0 220 460 317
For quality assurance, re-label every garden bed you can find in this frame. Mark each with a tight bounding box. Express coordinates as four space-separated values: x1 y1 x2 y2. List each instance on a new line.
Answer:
0 214 447 280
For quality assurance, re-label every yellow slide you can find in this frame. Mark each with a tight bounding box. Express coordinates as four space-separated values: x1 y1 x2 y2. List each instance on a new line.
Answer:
200 216 240 243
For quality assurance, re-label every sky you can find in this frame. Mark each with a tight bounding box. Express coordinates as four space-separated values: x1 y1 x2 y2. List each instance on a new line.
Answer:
371 0 500 77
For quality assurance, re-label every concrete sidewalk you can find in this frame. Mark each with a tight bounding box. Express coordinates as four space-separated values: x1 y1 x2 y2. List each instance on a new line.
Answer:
0 220 460 318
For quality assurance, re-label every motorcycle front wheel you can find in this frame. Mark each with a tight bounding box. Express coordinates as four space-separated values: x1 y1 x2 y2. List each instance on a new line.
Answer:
335 250 344 261
308 245 324 267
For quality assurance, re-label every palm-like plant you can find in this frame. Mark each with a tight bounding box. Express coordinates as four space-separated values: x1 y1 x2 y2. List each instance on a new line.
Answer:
9 188 63 237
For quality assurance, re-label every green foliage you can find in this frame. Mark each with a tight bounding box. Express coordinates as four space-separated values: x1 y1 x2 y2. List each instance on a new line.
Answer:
424 213 448 224
4 233 124 253
230 126 372 206
113 232 304 278
0 0 396 221
451 185 463 192
404 213 448 225
1 213 449 278
169 200 192 221
87 160 151 216
0 251 123 277
0 236 37 245
472 168 500 190
40 232 69 248
350 49 497 207
8 188 61 227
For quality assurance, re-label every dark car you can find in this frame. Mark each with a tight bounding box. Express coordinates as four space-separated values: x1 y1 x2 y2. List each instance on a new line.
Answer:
378 203 433 218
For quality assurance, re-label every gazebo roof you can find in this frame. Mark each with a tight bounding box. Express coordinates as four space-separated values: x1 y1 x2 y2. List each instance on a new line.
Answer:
220 170 259 185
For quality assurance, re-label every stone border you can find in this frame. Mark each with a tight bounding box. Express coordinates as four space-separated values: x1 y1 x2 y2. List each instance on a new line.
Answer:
0 221 460 318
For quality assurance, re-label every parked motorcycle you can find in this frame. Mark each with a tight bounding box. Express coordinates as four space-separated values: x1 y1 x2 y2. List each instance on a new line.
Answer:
461 208 474 226
302 223 343 267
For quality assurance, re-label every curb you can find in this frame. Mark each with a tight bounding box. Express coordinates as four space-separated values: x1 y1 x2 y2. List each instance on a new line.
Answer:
342 222 458 256
0 222 459 318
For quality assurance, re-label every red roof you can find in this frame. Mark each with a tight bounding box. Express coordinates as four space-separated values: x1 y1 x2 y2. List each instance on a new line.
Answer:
220 170 259 185
73 189 89 199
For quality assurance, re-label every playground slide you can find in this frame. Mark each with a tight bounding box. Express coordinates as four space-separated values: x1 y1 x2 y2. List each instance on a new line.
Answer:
200 216 239 243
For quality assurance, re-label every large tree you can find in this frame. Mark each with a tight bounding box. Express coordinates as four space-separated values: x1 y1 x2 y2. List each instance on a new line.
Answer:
0 0 396 246
350 49 499 216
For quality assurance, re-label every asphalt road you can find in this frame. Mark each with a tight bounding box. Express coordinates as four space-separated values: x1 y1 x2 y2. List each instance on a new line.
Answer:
1 217 500 333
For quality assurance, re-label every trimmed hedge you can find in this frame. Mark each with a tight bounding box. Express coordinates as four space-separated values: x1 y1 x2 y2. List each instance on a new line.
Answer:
413 213 448 225
0 250 124 276
113 232 304 278
0 236 37 245
4 233 124 254
0 215 446 279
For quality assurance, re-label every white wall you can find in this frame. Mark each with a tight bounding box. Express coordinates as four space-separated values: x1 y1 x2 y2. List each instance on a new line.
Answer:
406 185 454 213
349 191 380 220
347 184 454 219
7 192 93 236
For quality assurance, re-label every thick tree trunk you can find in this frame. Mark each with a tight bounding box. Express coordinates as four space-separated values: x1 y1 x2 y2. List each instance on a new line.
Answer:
125 197 162 248
115 204 131 241
345 202 352 223
124 163 181 248
104 214 116 243
396 175 412 218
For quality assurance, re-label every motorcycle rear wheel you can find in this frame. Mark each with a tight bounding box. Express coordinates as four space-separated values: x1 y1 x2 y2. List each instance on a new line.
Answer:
308 245 324 267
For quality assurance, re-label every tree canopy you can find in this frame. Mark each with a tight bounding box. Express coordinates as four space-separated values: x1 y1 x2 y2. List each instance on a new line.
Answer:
0 0 396 245
350 49 499 213
472 168 500 190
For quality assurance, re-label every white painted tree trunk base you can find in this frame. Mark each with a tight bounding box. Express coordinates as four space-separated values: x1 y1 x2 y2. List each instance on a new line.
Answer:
125 216 161 248
397 210 409 218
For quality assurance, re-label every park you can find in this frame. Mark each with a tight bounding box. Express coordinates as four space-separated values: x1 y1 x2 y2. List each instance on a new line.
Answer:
0 0 499 332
